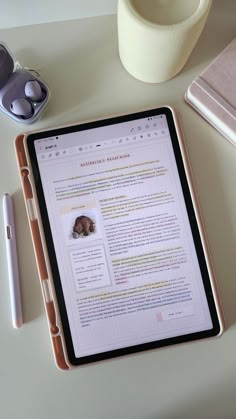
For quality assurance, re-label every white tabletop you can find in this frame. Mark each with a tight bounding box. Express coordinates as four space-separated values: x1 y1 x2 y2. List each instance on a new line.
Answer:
1 2 236 418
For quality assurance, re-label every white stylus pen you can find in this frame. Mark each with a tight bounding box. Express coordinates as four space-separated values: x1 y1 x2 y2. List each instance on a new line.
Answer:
2 193 23 328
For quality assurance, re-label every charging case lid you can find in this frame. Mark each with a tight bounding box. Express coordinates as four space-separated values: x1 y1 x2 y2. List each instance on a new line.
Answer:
0 44 14 89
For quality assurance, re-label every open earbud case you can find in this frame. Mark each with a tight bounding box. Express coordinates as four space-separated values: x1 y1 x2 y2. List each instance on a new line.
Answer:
0 43 50 124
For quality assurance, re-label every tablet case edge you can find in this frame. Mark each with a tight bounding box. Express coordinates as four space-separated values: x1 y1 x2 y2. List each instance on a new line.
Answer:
15 133 71 371
171 108 225 335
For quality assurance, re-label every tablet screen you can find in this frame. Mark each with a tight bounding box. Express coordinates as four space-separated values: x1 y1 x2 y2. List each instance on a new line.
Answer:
27 107 221 365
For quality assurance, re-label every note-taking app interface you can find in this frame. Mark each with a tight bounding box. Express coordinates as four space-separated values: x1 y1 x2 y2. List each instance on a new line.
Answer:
34 113 213 358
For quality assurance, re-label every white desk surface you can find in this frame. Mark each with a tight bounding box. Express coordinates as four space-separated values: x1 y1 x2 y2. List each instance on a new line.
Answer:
1 2 236 418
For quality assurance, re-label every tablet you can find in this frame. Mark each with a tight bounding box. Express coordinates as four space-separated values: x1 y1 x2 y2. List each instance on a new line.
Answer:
18 106 223 368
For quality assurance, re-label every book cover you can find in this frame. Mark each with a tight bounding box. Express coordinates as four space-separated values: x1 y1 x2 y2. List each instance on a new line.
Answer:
185 38 236 146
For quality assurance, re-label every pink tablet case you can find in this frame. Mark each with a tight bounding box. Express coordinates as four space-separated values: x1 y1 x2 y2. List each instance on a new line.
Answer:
14 110 225 370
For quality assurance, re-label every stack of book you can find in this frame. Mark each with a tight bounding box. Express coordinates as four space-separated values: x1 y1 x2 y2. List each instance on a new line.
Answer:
185 38 236 146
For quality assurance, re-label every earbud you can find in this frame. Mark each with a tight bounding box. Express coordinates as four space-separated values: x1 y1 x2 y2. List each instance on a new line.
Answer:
10 79 45 120
24 80 43 102
10 98 33 118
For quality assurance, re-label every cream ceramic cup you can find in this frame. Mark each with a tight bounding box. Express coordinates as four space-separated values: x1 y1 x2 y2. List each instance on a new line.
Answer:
117 0 212 83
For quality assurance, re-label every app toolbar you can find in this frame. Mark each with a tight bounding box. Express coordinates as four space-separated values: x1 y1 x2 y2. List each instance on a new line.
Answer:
39 128 169 160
